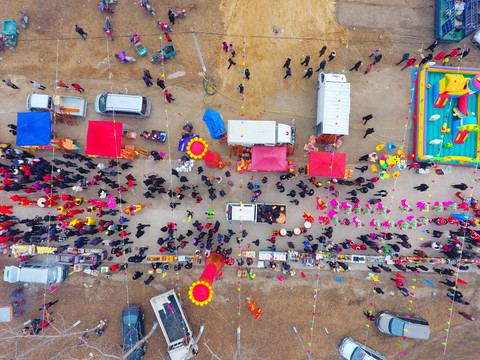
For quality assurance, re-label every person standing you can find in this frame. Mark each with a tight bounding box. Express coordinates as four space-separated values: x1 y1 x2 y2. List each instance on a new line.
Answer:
75 25 88 40
222 41 228 52
165 90 175 103
227 57 236 69
349 60 362 71
31 81 46 90
164 31 172 42
142 75 153 86
364 128 375 138
396 52 410 66
283 58 291 68
238 83 244 93
459 48 471 59
300 55 310 66
425 40 439 52
2 79 19 89
244 68 250 80
56 80 69 89
316 60 327 72
364 63 373 75
373 54 382 64
362 114 373 125
156 78 165 90
71 83 84 93
303 67 313 78
229 44 235 57
143 68 152 79
283 67 292 79
369 48 381 58
418 54 433 67
168 9 175 25
328 51 336 62
318 45 327 57
401 58 416 71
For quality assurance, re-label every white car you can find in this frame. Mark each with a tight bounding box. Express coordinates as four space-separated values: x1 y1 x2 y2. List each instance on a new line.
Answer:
339 337 387 360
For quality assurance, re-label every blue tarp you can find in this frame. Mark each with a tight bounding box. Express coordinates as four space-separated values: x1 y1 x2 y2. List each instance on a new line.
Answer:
16 112 52 146
203 109 226 139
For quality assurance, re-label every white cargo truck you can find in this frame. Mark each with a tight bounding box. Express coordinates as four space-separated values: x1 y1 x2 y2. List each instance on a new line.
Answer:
227 120 295 146
316 72 350 136
26 94 88 117
150 290 199 360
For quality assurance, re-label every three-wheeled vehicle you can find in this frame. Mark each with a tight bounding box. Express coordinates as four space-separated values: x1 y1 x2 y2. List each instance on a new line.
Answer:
151 44 176 63
2 20 18 48
130 34 147 56
141 130 166 142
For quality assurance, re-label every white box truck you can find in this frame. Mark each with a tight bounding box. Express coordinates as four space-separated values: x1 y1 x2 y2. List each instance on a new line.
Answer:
227 120 295 146
316 72 350 136
150 290 199 360
26 94 88 117
226 203 287 224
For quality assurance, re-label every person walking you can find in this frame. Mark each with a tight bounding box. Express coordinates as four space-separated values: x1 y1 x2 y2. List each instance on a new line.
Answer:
229 44 235 57
300 55 310 66
283 67 292 79
459 48 471 59
373 54 382 64
401 58 416 71
318 45 327 57
413 184 429 192
369 48 381 58
418 54 433 67
143 68 152 79
164 31 172 42
2 79 19 89
362 114 373 125
303 67 313 78
56 80 69 89
227 57 236 69
426 40 439 52
222 41 228 52
363 311 375 321
396 52 410 66
328 51 336 62
245 68 250 80
142 75 153 86
156 78 165 90
364 63 373 75
165 90 175 103
451 183 468 190
168 9 175 24
283 58 291 68
71 83 84 93
31 81 46 90
350 60 362 71
238 83 244 93
316 60 327 72
364 128 375 138
75 25 88 40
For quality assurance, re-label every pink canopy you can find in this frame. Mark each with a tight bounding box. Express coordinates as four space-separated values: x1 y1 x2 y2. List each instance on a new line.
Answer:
85 121 123 158
308 151 346 177
251 146 288 172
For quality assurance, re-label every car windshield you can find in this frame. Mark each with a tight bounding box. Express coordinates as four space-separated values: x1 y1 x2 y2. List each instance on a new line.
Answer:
351 347 367 360
141 97 147 115
389 318 405 336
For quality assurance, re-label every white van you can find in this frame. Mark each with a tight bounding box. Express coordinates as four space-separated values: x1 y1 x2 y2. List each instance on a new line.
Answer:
3 264 68 284
94 93 151 118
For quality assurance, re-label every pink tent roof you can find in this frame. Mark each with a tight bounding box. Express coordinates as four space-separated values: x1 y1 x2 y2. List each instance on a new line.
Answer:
251 146 288 172
308 151 346 177
85 121 123 157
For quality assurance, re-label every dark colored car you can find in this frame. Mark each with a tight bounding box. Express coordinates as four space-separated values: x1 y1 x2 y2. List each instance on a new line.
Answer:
122 305 146 360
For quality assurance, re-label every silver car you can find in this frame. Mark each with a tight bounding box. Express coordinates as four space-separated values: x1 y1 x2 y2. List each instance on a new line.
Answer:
376 311 430 340
339 337 387 360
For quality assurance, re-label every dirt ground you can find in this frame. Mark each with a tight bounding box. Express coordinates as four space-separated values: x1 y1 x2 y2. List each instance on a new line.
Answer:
1 0 480 359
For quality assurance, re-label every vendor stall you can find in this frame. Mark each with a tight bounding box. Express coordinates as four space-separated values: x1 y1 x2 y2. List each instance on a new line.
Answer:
85 121 123 157
307 151 346 178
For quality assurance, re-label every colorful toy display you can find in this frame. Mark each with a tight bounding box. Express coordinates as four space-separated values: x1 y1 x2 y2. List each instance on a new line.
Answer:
188 253 225 306
415 66 480 166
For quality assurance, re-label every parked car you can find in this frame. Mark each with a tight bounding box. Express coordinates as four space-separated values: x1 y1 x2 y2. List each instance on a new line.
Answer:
122 305 146 360
339 337 387 360
376 311 430 340
472 29 480 49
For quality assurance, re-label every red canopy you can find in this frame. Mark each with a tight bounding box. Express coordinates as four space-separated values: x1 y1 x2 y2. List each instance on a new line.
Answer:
85 121 123 158
251 146 288 172
308 151 346 177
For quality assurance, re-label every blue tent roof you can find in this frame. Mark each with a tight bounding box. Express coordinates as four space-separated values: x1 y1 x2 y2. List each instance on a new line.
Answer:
203 109 226 139
16 112 52 146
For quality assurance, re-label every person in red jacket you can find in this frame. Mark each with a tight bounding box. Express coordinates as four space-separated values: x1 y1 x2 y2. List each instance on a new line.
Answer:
401 58 416 71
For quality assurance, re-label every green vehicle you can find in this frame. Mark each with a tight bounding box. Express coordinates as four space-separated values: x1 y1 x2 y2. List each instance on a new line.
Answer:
151 44 176 63
2 20 17 47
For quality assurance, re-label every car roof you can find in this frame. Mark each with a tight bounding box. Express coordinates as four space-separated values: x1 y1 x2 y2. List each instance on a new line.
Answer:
404 322 430 339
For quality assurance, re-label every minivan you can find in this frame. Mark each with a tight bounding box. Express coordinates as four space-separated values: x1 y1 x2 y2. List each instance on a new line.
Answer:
3 264 68 284
339 337 387 360
376 311 430 340
95 93 151 118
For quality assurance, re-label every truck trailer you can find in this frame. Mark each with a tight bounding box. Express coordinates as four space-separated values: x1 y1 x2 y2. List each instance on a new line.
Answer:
227 120 295 147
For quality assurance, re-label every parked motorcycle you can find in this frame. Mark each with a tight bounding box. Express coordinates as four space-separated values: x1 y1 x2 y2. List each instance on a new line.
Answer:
95 319 108 336
174 9 187 18
157 21 173 32
98 1 115 14
149 151 164 161
17 10 28 29
141 0 156 17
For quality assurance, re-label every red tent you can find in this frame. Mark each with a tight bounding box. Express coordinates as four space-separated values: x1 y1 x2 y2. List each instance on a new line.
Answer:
85 121 123 157
308 151 346 178
251 146 288 172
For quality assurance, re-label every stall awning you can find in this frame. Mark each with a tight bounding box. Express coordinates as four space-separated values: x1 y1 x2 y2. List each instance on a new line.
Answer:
251 146 288 172
85 121 123 157
308 151 346 178
16 112 52 146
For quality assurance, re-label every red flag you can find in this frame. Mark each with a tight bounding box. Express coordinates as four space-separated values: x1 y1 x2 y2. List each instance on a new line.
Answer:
301 272 306 278
456 279 468 285
396 273 406 279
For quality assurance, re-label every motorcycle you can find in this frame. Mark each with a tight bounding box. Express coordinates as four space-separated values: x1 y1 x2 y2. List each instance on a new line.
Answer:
149 151 164 161
141 0 156 17
17 10 28 29
158 21 173 32
174 9 187 18
98 2 115 13
141 130 166 142
95 319 108 336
